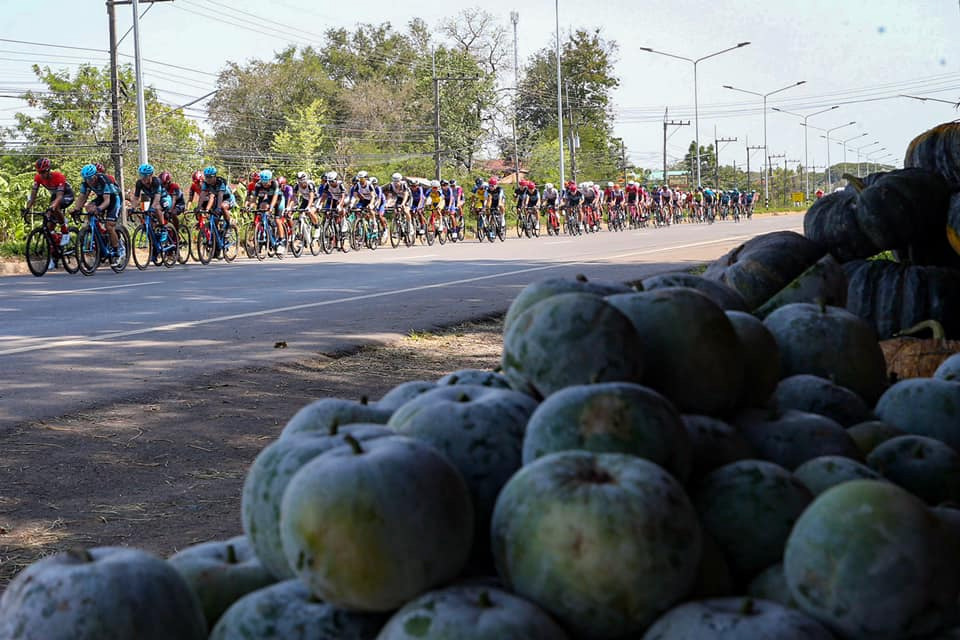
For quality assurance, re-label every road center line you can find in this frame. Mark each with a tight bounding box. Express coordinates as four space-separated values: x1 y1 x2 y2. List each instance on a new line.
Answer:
20 280 162 296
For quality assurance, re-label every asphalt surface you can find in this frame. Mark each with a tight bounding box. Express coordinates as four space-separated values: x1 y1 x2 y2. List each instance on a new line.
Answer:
0 213 803 427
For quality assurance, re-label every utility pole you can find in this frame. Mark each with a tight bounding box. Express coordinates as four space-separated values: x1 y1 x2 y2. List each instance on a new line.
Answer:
746 143 764 193
620 138 627 183
431 49 476 181
662 108 690 188
106 0 125 222
565 81 578 183
510 11 520 185
768 153 785 205
554 0 564 186
714 126 737 188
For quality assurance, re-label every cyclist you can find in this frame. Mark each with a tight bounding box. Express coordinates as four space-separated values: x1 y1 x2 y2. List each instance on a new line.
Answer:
187 170 205 209
157 172 185 231
729 187 741 218
439 179 461 239
320 171 349 237
607 182 624 224
252 170 285 253
383 173 412 236
133 164 170 244
745 189 756 216
450 179 464 212
348 171 378 227
293 172 320 235
370 176 389 240
408 177 426 234
520 180 540 232
484 177 506 228
424 179 445 231
199 166 236 228
561 181 585 230
582 182 599 230
70 163 123 265
26 158 74 246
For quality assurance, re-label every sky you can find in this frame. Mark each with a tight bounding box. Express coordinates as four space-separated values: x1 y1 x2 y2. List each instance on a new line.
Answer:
1 0 958 174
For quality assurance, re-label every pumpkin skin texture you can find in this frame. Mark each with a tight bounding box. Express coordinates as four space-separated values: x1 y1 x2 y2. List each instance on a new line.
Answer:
694 460 812 583
904 121 960 188
490 451 702 639
803 188 877 263
725 311 781 408
793 455 883 496
688 532 736 599
437 369 511 388
847 420 905 457
735 409 863 470
949 192 960 256
501 292 644 399
936 353 960 381
522 382 691 482
748 564 801 610
844 259 960 340
606 288 745 416
387 385 537 573
210 579 386 640
767 374 873 427
375 584 570 640
784 480 960 639
502 275 632 334
754 254 848 319
874 378 960 452
642 597 833 640
168 535 277 631
280 397 392 440
280 435 474 612
0 547 206 640
702 231 825 310
376 381 437 412
867 434 960 505
641 272 749 311
242 423 393 580
763 302 888 405
681 414 754 484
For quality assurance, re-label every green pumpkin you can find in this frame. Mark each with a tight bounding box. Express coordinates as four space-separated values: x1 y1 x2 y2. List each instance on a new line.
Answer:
522 382 691 483
681 415 754 484
904 121 960 188
935 353 960 381
768 374 873 427
375 584 570 640
168 535 277 631
793 455 883 496
725 311 781 408
735 409 862 470
0 547 206 640
242 423 393 579
641 272 749 311
280 397 392 440
437 369 511 388
491 451 702 639
748 564 800 610
376 381 437 412
802 188 877 262
694 460 812 583
874 378 960 451
606 288 745 416
688 532 736 599
502 274 632 334
867 435 960 505
501 292 644 399
763 302 888 404
280 435 474 612
847 420 904 456
844 259 960 339
753 254 848 318
948 193 960 257
210 580 386 640
643 598 833 640
702 231 825 309
784 480 960 639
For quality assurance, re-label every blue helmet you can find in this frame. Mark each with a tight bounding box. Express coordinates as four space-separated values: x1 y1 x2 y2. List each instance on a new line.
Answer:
138 163 154 177
259 170 272 182
203 166 218 177
81 164 98 179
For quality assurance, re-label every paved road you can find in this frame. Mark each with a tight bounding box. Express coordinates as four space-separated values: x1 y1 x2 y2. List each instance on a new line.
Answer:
0 214 803 427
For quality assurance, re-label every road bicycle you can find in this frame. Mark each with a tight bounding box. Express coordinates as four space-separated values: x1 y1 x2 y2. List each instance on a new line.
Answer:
387 204 416 248
77 209 130 275
424 203 445 246
289 207 322 257
319 206 351 254
22 208 80 277
351 206 384 251
516 206 540 238
562 205 581 236
444 207 466 243
195 210 239 264
247 207 285 260
607 203 626 232
130 207 178 270
543 204 561 236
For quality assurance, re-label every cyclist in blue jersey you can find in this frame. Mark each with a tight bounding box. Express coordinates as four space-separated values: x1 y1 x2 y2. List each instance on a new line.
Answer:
70 163 123 265
199 166 236 228
133 163 170 242
252 169 285 253
370 176 388 239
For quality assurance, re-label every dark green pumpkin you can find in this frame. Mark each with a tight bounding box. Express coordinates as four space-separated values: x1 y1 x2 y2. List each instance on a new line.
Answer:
904 121 960 188
867 434 960 505
948 193 960 257
502 275 632 334
844 259 960 339
681 415 754 484
734 409 863 470
725 311 781 408
768 374 873 427
641 272 749 311
874 378 960 452
753 254 848 318
702 231 825 310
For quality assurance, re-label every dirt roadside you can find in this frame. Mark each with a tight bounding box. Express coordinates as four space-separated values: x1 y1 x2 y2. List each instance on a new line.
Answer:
0 317 504 586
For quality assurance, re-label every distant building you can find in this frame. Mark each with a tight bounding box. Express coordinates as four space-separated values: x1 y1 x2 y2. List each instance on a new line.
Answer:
646 170 689 186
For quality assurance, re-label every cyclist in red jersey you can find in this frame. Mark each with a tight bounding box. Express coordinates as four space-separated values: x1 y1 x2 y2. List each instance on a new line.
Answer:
26 158 74 243
188 170 204 208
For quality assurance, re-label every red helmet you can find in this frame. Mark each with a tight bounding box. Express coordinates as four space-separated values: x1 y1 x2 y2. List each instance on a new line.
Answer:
250 171 260 181
278 176 287 186
95 162 106 174
35 158 51 172
158 171 172 185
568 181 578 191
192 170 203 183
488 177 498 187
526 181 536 190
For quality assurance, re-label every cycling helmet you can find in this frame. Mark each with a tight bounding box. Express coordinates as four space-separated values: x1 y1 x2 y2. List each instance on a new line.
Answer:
357 170 368 179
326 170 338 181
450 179 457 186
138 163 154 177
440 179 449 186
488 177 498 187
35 158 51 172
278 176 287 186
159 171 172 185
250 171 260 181
204 166 218 177
370 177 379 185
607 181 614 188
95 162 106 174
392 172 402 182
474 177 483 187
430 179 441 188
192 170 203 183
545 183 554 190
259 170 272 182
526 181 536 189
296 171 308 181
81 164 98 179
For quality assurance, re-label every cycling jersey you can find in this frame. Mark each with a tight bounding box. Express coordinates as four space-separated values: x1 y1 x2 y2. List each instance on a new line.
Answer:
202 176 237 207
134 176 166 205
293 180 315 203
487 186 505 207
410 185 425 209
441 186 456 210
523 189 539 206
350 181 377 203
80 175 122 220
164 182 186 212
322 181 346 208
543 187 558 203
383 181 409 203
427 189 444 207
34 171 75 199
610 189 625 203
563 189 584 206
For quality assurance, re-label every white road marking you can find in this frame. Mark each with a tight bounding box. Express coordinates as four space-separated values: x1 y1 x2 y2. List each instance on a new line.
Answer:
0 229 802 358
20 280 162 296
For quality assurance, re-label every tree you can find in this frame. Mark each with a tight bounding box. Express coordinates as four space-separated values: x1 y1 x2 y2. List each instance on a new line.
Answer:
440 8 509 76
269 99 328 178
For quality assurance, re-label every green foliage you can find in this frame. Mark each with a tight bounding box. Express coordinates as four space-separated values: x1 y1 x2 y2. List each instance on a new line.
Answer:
270 99 328 178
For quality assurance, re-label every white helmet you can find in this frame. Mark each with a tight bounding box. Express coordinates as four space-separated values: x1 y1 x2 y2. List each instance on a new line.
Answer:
545 183 554 190
297 171 308 181
627 180 635 186
357 170 368 179
430 179 441 188
391 172 402 182
326 171 338 181
370 176 379 185
607 181 614 188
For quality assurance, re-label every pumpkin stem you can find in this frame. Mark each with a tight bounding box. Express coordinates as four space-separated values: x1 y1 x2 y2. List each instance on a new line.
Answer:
575 273 588 282
740 597 756 615
343 434 364 455
492 365 503 373
360 395 368 405
448 375 460 384
226 544 238 564
895 319 946 341
456 392 470 403
476 591 495 608
329 420 339 436
67 548 94 563
842 173 867 193
814 297 827 313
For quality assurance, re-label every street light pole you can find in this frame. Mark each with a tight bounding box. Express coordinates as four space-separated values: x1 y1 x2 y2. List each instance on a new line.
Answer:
639 42 750 187
852 140 880 177
510 11 520 185
554 0 564 185
823 121 856 191
772 105 838 198
130 0 148 164
724 80 806 206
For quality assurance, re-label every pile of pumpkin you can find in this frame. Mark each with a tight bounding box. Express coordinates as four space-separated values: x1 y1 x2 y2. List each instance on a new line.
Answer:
3 245 960 639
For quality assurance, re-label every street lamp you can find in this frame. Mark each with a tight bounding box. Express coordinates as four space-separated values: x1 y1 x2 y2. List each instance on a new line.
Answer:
900 94 960 107
639 42 751 187
822 121 856 191
821 132 867 175
772 105 838 198
865 148 888 174
724 80 806 206
852 140 880 177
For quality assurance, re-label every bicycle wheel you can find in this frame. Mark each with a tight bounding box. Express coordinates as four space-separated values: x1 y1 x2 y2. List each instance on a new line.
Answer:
515 214 524 238
60 226 81 274
308 223 322 256
243 223 257 258
160 223 178 268
390 216 402 248
320 219 336 255
197 225 214 264
222 225 239 262
290 224 304 258
176 225 191 264
403 217 415 247
25 227 50 277
78 226 100 275
495 213 505 242
350 218 364 251
132 224 151 270
435 214 447 245
112 226 130 273
255 226 269 261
